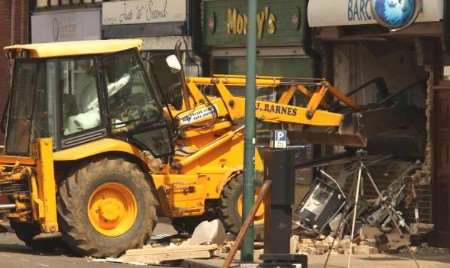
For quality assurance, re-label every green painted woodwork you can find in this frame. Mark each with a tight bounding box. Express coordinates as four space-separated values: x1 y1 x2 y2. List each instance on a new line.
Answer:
203 0 307 47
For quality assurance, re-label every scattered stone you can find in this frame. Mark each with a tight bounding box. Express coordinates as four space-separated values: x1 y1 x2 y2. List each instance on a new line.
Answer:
0 221 8 233
375 232 410 252
290 235 300 253
410 223 433 235
354 244 379 255
414 244 449 256
359 225 382 241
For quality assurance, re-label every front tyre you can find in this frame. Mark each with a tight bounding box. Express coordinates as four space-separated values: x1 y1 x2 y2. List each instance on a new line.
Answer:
219 174 265 241
57 157 157 257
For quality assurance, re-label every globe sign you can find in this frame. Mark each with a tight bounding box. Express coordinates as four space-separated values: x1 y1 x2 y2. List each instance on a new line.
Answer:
372 0 418 31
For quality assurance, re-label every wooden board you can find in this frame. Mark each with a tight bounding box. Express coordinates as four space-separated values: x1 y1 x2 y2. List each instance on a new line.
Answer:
118 244 218 265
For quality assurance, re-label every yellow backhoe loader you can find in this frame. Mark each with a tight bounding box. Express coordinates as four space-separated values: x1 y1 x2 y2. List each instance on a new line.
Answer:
0 39 362 257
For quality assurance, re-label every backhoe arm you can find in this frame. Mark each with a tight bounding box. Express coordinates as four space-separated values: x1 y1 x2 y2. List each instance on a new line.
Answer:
173 75 359 128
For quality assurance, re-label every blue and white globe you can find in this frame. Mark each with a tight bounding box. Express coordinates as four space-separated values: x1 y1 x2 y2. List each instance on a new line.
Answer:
374 0 415 28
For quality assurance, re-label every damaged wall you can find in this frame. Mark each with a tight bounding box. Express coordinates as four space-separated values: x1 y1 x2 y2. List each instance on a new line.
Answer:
331 41 432 223
334 42 427 106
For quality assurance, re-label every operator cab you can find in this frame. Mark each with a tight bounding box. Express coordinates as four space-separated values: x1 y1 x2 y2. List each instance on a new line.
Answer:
3 39 172 159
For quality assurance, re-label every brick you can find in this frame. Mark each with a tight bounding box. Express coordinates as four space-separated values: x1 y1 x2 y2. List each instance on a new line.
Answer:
0 0 29 143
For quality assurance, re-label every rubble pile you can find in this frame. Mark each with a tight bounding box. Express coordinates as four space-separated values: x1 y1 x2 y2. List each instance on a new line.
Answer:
290 235 379 256
288 223 442 257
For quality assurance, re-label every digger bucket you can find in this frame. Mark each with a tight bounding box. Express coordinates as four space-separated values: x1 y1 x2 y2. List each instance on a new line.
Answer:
286 112 367 148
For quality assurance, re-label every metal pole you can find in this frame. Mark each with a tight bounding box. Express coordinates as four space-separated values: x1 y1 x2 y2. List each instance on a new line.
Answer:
347 164 363 268
242 0 258 262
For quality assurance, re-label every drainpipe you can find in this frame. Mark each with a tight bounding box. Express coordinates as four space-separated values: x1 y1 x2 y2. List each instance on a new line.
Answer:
241 0 257 263
303 0 323 78
9 0 16 88
20 0 25 44
10 0 15 45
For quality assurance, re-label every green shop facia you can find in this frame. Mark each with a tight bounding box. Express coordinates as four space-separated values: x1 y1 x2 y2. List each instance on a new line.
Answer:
202 0 314 78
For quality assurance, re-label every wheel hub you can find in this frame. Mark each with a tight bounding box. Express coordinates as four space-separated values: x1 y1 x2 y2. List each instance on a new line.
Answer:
88 182 138 237
98 199 124 222
237 188 265 224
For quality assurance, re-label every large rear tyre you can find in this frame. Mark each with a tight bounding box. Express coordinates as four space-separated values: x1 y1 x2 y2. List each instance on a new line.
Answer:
219 174 264 241
57 157 157 257
10 221 65 252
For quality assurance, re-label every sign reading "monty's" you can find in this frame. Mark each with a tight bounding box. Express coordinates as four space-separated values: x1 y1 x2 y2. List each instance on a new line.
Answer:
203 0 307 47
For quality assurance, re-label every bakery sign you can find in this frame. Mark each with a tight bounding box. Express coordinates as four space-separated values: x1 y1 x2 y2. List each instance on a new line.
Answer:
102 0 186 26
308 0 443 31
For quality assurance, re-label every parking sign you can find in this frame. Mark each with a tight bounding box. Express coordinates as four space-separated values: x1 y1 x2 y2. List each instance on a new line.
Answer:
271 130 287 148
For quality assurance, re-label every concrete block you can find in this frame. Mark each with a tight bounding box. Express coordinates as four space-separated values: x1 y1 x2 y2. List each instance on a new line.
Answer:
188 219 226 246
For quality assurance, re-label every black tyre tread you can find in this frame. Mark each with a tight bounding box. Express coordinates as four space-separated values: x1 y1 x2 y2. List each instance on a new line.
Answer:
219 174 264 241
57 156 157 257
10 221 65 252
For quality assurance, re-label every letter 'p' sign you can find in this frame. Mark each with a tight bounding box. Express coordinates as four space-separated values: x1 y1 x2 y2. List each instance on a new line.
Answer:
271 130 287 149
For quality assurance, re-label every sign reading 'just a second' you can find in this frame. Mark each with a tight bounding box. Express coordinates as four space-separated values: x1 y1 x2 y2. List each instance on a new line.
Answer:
102 0 186 26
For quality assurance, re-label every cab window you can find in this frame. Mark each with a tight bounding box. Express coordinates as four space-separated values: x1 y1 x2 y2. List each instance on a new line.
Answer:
52 58 102 136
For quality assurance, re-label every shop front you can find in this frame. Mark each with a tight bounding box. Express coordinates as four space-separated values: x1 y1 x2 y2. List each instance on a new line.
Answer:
101 0 201 91
202 0 314 78
202 0 316 196
307 0 449 247
31 7 101 43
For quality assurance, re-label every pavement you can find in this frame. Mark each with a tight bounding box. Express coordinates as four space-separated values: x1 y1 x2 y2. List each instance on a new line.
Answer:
184 252 450 268
0 218 179 268
1 218 450 268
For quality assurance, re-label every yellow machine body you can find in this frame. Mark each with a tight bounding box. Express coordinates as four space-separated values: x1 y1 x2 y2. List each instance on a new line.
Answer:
0 39 359 238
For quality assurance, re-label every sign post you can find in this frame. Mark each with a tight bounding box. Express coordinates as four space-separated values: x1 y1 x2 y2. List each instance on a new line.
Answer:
242 0 258 263
260 132 308 268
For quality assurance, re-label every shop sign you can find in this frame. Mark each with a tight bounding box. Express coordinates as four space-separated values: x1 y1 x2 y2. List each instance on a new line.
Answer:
102 0 186 26
308 0 442 29
204 0 306 47
225 7 277 39
31 9 101 43
371 0 421 31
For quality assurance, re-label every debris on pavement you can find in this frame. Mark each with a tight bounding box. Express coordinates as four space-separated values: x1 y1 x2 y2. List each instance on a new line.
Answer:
0 221 8 233
90 220 226 265
119 244 218 265
91 243 218 265
187 219 226 246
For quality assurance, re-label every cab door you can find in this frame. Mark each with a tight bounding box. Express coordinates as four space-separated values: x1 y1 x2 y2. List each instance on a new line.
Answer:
100 49 173 158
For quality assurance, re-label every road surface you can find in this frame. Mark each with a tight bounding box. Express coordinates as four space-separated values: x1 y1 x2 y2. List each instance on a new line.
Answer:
0 218 179 268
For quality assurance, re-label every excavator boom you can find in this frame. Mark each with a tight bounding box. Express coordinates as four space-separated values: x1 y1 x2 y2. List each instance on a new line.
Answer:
170 75 365 147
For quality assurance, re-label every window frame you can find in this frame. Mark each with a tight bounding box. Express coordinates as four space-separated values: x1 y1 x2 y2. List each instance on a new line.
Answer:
99 49 174 157
5 58 40 155
57 55 109 148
